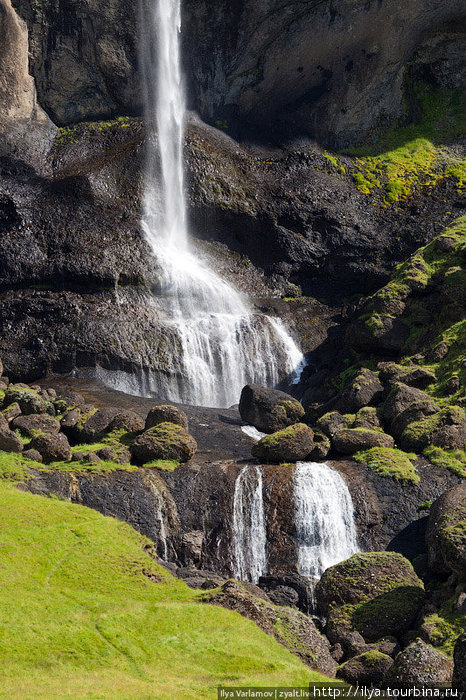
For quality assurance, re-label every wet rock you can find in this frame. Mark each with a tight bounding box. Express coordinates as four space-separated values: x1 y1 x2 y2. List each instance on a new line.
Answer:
95 447 116 461
259 573 316 614
251 423 314 462
29 432 71 463
267 586 300 608
317 552 425 641
22 448 43 463
207 580 337 676
426 484 466 578
175 567 225 590
145 405 189 431
337 651 394 685
239 384 305 433
333 428 394 454
180 530 204 566
0 425 23 452
11 414 60 436
453 633 466 692
131 421 197 464
384 639 453 687
308 430 331 460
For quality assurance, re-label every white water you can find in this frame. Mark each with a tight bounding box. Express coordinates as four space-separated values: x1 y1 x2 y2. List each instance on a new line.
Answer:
148 479 169 560
232 466 267 583
133 0 305 408
294 462 358 579
241 425 267 442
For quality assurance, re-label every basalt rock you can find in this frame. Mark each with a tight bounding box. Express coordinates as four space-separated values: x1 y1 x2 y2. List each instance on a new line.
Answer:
11 414 60 436
426 484 466 579
333 428 394 455
239 384 305 434
453 633 466 693
130 422 197 464
145 405 189 432
0 425 23 453
337 651 394 685
384 639 454 688
29 431 71 463
3 384 52 415
251 423 314 462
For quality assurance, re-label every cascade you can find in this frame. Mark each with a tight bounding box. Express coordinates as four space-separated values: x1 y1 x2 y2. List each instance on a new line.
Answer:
148 479 169 560
232 466 267 584
113 0 306 408
294 462 358 580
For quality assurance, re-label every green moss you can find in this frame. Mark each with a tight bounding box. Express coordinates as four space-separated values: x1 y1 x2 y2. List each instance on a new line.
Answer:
401 405 465 452
0 451 28 480
343 83 465 204
354 447 419 484
421 595 466 656
352 584 425 641
257 423 308 447
423 446 466 478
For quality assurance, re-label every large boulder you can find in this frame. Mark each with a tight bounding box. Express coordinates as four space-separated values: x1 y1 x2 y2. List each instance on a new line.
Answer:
3 385 51 415
316 552 425 642
316 411 351 438
337 651 394 685
453 633 466 692
384 639 453 687
383 382 439 438
206 580 336 676
426 484 466 578
251 423 314 463
107 411 145 434
29 432 71 463
239 384 304 433
78 407 120 442
130 422 197 464
11 414 60 436
333 428 394 454
0 425 23 452
145 405 188 431
400 405 466 452
334 369 384 414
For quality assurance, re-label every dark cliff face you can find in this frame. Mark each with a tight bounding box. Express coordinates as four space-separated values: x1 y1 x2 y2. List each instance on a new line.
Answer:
12 0 466 146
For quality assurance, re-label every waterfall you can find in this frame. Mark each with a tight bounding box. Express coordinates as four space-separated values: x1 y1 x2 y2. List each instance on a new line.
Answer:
129 0 305 408
294 462 358 579
232 466 267 583
148 479 169 560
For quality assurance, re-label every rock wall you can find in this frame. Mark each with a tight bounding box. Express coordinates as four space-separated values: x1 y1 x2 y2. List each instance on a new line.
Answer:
11 0 466 145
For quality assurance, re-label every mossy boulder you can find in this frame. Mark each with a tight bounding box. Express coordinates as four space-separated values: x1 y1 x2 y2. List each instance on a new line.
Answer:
11 414 60 437
239 384 305 433
308 430 331 460
29 432 71 463
333 427 394 454
53 390 86 414
107 411 145 434
383 382 439 438
384 639 453 687
378 362 436 390
316 411 351 437
130 421 197 465
317 552 425 642
251 423 314 463
353 406 381 430
400 405 466 451
3 384 51 416
426 484 466 578
78 407 120 442
337 650 393 685
1 402 21 422
145 405 188 431
333 368 384 414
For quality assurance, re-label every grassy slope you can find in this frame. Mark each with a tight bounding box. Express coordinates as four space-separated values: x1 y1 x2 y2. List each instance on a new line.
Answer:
0 480 328 699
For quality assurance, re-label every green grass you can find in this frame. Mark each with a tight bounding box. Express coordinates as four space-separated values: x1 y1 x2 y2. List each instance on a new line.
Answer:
353 447 419 484
0 480 329 699
144 459 180 471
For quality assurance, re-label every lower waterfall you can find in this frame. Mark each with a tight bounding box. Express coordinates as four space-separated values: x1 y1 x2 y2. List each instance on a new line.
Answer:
294 461 358 579
232 466 267 584
148 479 169 561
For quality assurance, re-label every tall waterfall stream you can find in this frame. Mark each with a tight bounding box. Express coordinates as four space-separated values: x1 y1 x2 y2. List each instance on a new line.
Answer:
93 0 304 409
232 466 268 584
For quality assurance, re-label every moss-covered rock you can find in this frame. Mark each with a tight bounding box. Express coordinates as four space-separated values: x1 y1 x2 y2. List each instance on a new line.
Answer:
426 484 466 578
145 405 188 431
316 411 351 437
251 423 314 463
239 384 305 433
353 406 381 430
423 446 465 478
383 382 440 438
11 414 60 437
337 650 393 685
353 447 419 484
384 639 453 687
400 405 466 451
3 384 51 416
333 427 394 455
130 421 197 465
308 430 331 460
419 594 466 656
29 432 71 463
317 552 425 641
453 633 466 692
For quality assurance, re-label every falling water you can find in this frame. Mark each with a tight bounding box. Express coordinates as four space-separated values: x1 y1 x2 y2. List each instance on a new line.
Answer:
132 0 305 408
232 466 267 583
294 462 358 580
148 479 169 560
